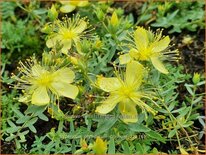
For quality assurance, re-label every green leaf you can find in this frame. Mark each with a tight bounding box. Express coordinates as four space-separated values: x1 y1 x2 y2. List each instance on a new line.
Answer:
94 116 117 135
5 134 16 141
128 123 151 133
189 113 199 120
184 84 194 96
25 105 46 115
108 138 115 154
38 113 48 121
16 116 31 124
7 120 16 128
19 133 26 142
24 117 38 127
171 106 187 113
193 96 203 104
11 107 24 117
21 130 29 135
168 101 176 111
122 141 131 154
182 121 193 127
168 129 176 138
146 130 166 143
136 143 144 154
177 107 190 118
15 138 21 149
197 81 205 86
28 125 37 133
6 127 20 133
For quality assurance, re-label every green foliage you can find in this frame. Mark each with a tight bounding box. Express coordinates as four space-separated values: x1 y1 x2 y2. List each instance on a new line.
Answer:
4 105 48 150
1 1 205 154
138 1 205 33
1 1 17 21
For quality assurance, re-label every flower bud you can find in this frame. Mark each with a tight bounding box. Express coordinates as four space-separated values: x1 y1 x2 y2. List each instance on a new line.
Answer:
48 4 58 21
192 72 200 85
92 136 107 154
110 11 119 26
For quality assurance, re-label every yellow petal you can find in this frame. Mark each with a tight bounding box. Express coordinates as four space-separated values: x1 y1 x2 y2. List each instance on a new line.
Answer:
95 94 121 114
118 98 137 123
119 53 132 64
60 4 76 13
77 1 89 7
134 27 149 50
97 77 122 92
51 82 79 99
151 36 170 53
129 48 139 60
53 68 75 83
61 40 72 54
74 20 87 34
151 57 169 74
31 65 48 77
125 61 144 89
46 35 61 48
32 86 50 105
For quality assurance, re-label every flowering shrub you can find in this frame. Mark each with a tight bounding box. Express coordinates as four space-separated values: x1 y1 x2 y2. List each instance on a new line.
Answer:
2 1 205 154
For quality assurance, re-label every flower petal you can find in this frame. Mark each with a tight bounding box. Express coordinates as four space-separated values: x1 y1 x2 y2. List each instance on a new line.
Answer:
46 35 61 48
60 4 76 13
77 1 88 7
151 36 170 53
129 48 139 60
151 57 169 74
118 98 137 123
61 40 72 54
95 94 121 114
31 65 48 77
125 61 144 89
134 27 149 50
119 53 132 64
74 20 87 34
97 77 122 92
54 68 75 83
32 86 50 105
51 82 79 99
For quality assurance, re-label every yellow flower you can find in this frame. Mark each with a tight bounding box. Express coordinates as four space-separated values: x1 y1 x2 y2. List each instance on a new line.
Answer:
60 1 88 13
12 59 79 106
119 27 179 74
46 16 88 54
92 137 107 154
96 61 157 123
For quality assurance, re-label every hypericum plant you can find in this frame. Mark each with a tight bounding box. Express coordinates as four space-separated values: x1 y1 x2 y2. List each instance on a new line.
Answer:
119 26 179 74
46 15 90 54
11 53 78 106
95 61 157 123
4 1 205 154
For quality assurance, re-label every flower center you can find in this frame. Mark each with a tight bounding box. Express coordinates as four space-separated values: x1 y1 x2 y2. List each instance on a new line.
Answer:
139 48 152 61
36 73 54 86
63 30 76 39
118 86 134 98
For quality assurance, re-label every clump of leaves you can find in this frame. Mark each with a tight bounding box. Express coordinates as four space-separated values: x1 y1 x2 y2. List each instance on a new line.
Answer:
137 1 205 33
